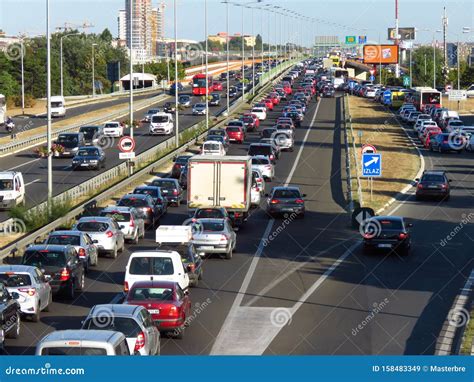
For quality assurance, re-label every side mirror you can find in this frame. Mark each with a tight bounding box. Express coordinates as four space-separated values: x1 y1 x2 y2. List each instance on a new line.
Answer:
11 292 20 300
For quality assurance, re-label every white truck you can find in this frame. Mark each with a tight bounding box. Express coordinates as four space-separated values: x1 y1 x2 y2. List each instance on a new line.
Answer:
0 171 25 209
187 155 252 228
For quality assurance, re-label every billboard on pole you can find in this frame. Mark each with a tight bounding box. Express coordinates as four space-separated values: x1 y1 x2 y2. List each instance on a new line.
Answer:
363 45 399 64
388 27 416 40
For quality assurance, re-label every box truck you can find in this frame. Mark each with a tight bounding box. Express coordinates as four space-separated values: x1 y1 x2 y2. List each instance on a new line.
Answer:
187 155 252 227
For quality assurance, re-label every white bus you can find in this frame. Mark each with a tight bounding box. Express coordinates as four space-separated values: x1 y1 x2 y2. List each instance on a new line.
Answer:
0 94 6 125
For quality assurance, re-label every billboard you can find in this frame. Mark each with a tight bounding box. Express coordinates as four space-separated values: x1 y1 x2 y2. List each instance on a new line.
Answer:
345 36 356 44
358 36 367 44
363 45 399 64
388 27 416 40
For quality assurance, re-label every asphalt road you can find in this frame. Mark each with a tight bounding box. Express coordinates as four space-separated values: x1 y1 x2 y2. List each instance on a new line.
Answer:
3 87 473 355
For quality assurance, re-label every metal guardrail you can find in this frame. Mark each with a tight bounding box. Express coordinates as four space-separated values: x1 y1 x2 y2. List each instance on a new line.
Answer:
0 60 296 262
0 93 169 156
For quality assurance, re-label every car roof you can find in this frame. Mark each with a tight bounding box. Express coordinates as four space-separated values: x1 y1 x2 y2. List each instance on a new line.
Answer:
77 216 113 223
271 186 300 192
0 265 37 274
40 330 123 343
373 215 404 222
122 193 149 199
90 304 144 318
196 218 226 224
24 244 71 252
130 280 178 289
49 230 83 236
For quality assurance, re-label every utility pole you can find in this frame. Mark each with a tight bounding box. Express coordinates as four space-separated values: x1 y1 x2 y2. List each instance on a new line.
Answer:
442 7 449 85
394 0 400 78
205 0 209 130
174 0 179 148
129 0 134 140
46 0 53 209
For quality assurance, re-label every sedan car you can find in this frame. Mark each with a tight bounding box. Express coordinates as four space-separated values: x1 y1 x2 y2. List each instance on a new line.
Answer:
171 155 193 179
21 245 85 299
0 265 52 322
45 230 99 272
100 206 145 244
192 103 207 115
150 178 184 206
207 128 230 146
265 186 306 218
362 216 412 256
79 125 104 146
124 281 191 339
192 218 236 259
74 217 125 258
72 147 106 171
117 194 163 227
178 95 191 108
103 121 124 137
415 170 451 201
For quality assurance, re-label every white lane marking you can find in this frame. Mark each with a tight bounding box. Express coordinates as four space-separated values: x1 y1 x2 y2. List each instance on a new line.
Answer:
8 157 41 171
210 99 321 355
25 178 40 186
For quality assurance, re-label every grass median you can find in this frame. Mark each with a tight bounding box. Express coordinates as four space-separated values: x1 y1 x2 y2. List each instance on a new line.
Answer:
347 96 421 212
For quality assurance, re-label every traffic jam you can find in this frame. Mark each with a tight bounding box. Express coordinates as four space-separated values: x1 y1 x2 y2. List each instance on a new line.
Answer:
0 59 323 356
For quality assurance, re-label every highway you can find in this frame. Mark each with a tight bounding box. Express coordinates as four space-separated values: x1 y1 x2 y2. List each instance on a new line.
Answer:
4 83 473 355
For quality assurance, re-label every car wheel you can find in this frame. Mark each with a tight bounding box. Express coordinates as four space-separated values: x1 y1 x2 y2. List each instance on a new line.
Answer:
8 315 20 339
225 249 232 260
43 292 52 312
111 247 118 259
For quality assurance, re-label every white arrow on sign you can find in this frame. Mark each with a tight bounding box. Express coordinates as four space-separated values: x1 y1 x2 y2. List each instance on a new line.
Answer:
364 156 379 167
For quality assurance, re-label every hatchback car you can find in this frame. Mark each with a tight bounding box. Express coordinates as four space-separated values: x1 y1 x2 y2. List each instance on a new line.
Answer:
21 245 85 299
247 143 278 163
207 128 230 146
362 216 412 256
252 155 274 181
192 103 207 115
100 206 145 244
226 126 245 144
150 178 184 206
82 304 160 356
429 133 466 153
133 186 168 213
171 155 193 179
124 281 191 338
117 194 163 227
265 186 306 218
144 108 160 122
192 218 236 259
72 146 106 171
415 171 451 201
0 265 52 322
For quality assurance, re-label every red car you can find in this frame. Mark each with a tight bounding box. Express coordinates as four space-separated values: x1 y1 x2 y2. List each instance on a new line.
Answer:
212 81 223 91
263 98 274 111
226 126 245 143
423 130 441 148
125 280 191 338
268 92 280 105
239 115 257 132
244 113 260 128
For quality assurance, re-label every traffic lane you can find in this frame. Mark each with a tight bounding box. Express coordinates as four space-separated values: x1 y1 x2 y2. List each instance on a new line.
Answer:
265 114 474 355
4 76 317 355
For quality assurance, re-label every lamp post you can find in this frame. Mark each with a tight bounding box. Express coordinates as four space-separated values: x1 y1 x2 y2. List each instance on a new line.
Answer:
46 0 53 208
60 32 80 98
92 43 97 98
221 0 230 115
19 36 25 115
204 0 209 130
174 0 179 148
129 0 134 141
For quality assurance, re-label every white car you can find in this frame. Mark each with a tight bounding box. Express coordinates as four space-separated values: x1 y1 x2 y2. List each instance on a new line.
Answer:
417 121 438 138
467 84 474 98
103 121 124 137
149 113 173 135
0 265 52 322
73 217 125 258
201 140 226 156
251 107 267 121
365 88 377 98
192 103 207 116
124 251 189 292
100 206 145 244
0 171 25 209
251 183 262 206
414 114 432 130
251 155 274 181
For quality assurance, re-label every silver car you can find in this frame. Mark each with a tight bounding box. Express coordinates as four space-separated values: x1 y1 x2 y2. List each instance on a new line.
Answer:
73 217 125 258
0 265 52 322
100 206 145 244
145 108 160 122
45 230 99 272
192 218 236 259
192 103 207 115
82 304 160 356
252 155 274 181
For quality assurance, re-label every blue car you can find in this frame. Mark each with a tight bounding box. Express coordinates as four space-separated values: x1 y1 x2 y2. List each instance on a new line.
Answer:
169 82 184 95
429 133 465 153
72 146 106 170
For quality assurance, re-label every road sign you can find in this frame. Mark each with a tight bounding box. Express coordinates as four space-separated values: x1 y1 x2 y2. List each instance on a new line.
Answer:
369 69 375 75
448 90 467 101
362 153 382 177
119 152 135 160
352 207 375 228
383 90 392 105
345 36 356 45
403 76 410 87
118 136 135 153
358 35 367 44
361 144 377 155
369 75 375 82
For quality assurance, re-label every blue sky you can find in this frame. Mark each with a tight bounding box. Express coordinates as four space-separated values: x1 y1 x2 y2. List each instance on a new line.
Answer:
0 0 472 44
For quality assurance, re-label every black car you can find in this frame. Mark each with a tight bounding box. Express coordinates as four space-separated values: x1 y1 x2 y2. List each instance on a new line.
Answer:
163 102 176 114
157 243 203 287
54 132 86 158
133 186 168 214
192 207 234 227
415 171 451 201
0 283 21 350
117 194 163 227
362 216 412 256
178 164 188 189
171 155 193 178
322 86 335 98
169 82 184 95
261 128 277 139
228 86 237 98
79 125 104 146
150 178 184 206
71 146 106 170
265 186 306 218
209 92 221 106
247 143 278 163
21 244 84 299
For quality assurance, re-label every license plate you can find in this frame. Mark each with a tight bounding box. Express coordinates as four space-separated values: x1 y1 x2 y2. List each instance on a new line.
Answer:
282 208 294 212
427 185 439 189
200 246 214 250
378 244 392 248
81 163 89 166
148 309 160 314
63 152 69 155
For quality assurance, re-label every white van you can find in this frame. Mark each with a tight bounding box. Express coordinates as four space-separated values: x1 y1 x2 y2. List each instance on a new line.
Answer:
124 250 190 293
149 112 174 135
201 140 226 156
50 96 66 117
0 171 25 209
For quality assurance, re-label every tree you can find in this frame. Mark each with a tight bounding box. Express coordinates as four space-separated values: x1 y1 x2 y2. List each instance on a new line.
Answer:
0 72 20 99
411 46 444 87
99 28 113 43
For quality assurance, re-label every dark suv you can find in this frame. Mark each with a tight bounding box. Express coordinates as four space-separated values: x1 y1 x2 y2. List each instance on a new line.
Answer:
21 244 85 299
150 178 184 206
415 171 451 201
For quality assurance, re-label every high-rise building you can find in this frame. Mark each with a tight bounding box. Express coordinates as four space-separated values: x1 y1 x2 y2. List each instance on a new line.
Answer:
117 9 127 42
151 3 165 57
125 0 152 62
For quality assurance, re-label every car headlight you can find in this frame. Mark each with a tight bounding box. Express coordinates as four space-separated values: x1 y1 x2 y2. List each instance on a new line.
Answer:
90 160 98 163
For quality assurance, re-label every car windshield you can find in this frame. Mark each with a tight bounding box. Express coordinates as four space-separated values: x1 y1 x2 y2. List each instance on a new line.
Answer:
175 156 191 164
23 251 67 268
57 135 78 148
151 116 168 123
209 130 224 136
129 257 174 276
104 123 119 128
228 121 243 127
196 209 224 219
204 143 220 151
51 101 63 108
147 109 159 115
179 96 190 102
152 180 175 189
202 222 225 232
76 222 109 232
84 317 141 337
226 127 241 133
100 212 131 222
0 180 13 191
77 149 99 157
273 189 301 198
41 347 107 356
134 188 158 197
450 121 463 126
129 287 174 301
207 136 223 143
422 174 445 182
252 158 269 165
0 273 32 287
194 104 205 109
47 235 81 246
118 198 148 207
374 219 404 231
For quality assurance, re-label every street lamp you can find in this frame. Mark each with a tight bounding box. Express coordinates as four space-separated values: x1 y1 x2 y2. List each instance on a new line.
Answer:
92 43 97 98
174 0 179 148
46 0 53 208
60 32 80 98
204 0 209 130
221 0 230 115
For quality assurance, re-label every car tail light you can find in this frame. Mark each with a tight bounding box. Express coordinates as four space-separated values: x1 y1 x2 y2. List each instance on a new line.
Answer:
172 189 178 196
130 217 135 229
78 248 87 259
174 164 181 168
134 332 146 352
441 184 448 189
168 306 179 318
124 281 129 292
417 183 423 189
270 199 280 204
295 199 304 204
105 230 114 238
363 233 373 239
255 187 260 192
269 154 274 161
187 263 196 272
60 268 70 281
220 234 230 241
398 233 407 240
234 212 241 218
19 287 36 296
144 207 152 213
